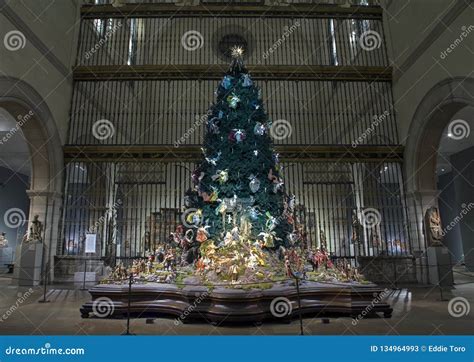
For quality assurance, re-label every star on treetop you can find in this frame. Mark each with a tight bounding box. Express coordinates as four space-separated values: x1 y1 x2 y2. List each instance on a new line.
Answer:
231 46 244 58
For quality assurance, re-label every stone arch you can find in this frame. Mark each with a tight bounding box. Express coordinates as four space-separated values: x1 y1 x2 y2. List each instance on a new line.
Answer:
0 76 64 283
403 77 474 282
405 77 474 194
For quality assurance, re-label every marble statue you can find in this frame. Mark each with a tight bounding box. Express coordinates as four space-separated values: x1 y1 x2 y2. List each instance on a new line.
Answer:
424 206 443 246
0 232 8 248
22 215 43 243
351 210 362 244
319 229 327 250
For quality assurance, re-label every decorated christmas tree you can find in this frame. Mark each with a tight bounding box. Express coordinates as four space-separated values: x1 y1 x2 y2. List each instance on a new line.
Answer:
180 47 298 283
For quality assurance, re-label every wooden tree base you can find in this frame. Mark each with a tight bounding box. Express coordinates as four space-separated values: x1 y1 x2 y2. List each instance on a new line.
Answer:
80 280 392 324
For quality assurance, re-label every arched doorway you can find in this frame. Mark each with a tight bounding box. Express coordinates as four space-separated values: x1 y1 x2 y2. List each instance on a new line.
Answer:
404 77 474 282
0 77 63 284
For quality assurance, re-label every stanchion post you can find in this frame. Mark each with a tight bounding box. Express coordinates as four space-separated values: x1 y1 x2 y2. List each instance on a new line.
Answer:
38 244 50 304
122 273 135 335
80 257 87 291
295 276 303 336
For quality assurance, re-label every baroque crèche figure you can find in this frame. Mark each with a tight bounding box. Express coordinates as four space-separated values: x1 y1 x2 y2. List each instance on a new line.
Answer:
424 206 443 246
0 232 8 248
22 215 43 243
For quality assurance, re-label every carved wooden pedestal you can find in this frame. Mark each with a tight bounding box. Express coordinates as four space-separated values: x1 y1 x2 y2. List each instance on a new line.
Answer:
80 280 392 324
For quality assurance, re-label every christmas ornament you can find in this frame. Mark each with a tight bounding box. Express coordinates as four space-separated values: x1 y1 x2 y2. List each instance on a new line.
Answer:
273 153 280 164
242 73 253 87
250 100 260 110
207 117 220 134
221 75 233 90
205 151 222 166
248 206 260 220
216 201 227 215
200 187 219 203
227 94 240 109
196 226 210 243
267 168 279 183
192 169 204 185
186 209 203 227
287 232 299 245
265 212 278 231
222 194 238 211
273 180 284 193
228 129 247 143
211 169 228 184
253 150 259 156
253 122 266 136
248 174 261 193
218 110 224 119
258 231 275 248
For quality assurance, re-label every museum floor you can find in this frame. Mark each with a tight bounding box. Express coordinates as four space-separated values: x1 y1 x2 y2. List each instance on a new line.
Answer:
0 269 473 335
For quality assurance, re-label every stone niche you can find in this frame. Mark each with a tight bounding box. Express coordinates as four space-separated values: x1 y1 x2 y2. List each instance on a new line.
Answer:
358 256 418 285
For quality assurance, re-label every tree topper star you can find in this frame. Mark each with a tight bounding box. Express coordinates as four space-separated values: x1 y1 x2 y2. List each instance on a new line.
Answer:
231 46 244 58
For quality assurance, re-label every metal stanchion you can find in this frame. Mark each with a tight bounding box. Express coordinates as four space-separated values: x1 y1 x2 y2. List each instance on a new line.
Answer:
294 276 304 336
122 274 135 335
38 243 50 304
80 258 88 291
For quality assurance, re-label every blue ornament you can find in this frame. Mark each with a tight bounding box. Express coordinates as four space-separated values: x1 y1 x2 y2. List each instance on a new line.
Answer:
249 207 260 221
254 122 266 136
222 75 233 90
242 74 253 87
251 100 260 110
218 110 224 119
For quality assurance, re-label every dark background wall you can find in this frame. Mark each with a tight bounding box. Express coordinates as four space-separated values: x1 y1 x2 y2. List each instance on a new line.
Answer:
0 166 30 260
437 146 474 271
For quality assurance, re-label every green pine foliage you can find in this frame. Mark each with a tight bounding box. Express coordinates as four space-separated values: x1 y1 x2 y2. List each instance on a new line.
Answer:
190 56 292 247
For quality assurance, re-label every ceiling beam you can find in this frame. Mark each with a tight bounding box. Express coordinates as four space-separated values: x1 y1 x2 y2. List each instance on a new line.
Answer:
64 144 403 163
73 65 392 82
81 4 383 19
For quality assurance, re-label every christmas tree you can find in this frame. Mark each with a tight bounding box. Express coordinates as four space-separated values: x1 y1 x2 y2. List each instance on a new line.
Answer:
180 47 297 283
